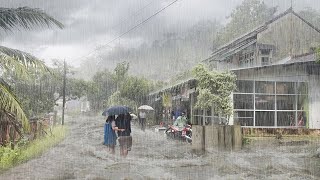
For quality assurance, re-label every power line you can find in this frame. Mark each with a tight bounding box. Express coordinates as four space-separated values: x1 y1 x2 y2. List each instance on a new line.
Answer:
109 0 157 32
73 0 180 62
102 0 180 47
70 0 157 61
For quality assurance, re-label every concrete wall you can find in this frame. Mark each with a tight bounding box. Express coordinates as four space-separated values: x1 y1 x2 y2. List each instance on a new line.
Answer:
308 75 320 128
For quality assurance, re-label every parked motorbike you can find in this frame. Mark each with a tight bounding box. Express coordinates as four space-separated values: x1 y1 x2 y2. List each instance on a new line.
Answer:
165 124 192 143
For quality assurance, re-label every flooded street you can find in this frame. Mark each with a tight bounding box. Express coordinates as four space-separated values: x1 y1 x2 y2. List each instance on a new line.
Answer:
0 115 319 180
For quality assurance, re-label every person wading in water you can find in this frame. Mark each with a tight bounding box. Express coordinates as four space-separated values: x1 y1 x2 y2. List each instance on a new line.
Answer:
115 113 132 158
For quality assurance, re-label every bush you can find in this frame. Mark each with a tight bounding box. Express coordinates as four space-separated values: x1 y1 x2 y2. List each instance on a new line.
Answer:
0 145 20 169
0 125 67 171
242 137 251 145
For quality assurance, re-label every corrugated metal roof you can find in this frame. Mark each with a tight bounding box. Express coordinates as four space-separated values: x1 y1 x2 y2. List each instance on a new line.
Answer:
206 8 320 63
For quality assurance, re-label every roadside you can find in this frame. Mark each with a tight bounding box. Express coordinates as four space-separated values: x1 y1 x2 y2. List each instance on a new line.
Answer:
0 125 67 172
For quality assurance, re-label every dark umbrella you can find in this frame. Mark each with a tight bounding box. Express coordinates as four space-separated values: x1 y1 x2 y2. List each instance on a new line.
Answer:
102 106 131 116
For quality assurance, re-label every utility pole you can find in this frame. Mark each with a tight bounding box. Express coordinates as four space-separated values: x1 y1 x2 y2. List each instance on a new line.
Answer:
62 60 67 125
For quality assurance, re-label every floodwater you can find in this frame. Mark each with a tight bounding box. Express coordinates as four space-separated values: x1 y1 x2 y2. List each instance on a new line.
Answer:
0 115 319 180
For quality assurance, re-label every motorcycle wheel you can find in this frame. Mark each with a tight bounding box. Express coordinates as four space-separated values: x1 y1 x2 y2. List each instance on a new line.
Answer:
165 129 174 139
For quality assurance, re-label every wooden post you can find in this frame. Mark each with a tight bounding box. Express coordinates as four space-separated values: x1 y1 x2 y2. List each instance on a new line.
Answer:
224 125 233 151
232 125 242 151
62 60 67 125
204 125 219 152
192 125 205 152
218 125 225 150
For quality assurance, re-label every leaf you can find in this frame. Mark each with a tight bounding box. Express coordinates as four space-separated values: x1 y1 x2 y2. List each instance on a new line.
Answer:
0 7 63 32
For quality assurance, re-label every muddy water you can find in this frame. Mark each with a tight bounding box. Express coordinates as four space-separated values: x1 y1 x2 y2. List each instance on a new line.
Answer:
1 115 319 180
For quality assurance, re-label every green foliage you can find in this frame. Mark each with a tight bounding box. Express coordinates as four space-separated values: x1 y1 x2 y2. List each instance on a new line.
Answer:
0 145 20 169
242 137 251 145
299 7 320 29
120 76 150 104
316 47 320 64
0 7 63 133
113 61 129 90
9 60 91 117
89 62 153 112
162 93 172 108
107 91 136 110
0 126 66 171
169 69 193 84
214 0 277 47
192 64 236 117
88 69 117 111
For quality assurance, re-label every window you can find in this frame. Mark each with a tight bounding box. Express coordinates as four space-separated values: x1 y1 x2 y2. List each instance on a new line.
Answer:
235 80 253 93
234 94 254 109
277 111 295 126
260 49 270 55
255 95 275 110
233 80 308 128
234 111 253 126
277 95 295 110
297 82 308 94
255 81 274 94
255 111 275 126
261 57 269 65
276 82 295 94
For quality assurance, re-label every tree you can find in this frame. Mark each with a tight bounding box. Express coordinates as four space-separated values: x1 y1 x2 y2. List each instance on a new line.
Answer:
298 7 320 29
214 0 277 47
87 69 117 111
113 61 129 91
120 76 150 105
316 47 320 63
0 7 63 132
192 64 236 119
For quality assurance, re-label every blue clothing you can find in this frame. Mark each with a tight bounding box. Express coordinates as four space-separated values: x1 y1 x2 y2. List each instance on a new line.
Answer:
104 122 117 145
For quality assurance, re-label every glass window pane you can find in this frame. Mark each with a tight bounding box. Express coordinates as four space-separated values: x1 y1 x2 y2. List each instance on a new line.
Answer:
297 111 307 127
276 82 295 94
297 82 308 95
235 118 254 126
255 95 275 110
255 81 274 94
297 95 308 110
234 94 254 109
255 111 275 126
277 111 295 126
234 111 253 126
235 80 253 93
276 95 295 110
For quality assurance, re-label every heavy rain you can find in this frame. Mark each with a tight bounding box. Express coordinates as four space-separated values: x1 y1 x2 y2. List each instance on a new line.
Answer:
0 0 320 179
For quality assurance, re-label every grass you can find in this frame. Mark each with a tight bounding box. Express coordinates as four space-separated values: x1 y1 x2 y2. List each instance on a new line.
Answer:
0 125 67 172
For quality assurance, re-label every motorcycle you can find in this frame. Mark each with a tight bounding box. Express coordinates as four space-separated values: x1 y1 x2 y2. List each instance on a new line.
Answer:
165 124 192 143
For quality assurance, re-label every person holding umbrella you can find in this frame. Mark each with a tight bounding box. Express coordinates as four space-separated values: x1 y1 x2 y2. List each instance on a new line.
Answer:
138 105 154 131
115 113 132 158
139 110 147 131
104 115 118 155
102 106 130 155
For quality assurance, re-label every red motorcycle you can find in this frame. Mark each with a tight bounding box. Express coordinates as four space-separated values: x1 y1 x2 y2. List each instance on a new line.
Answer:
165 124 192 143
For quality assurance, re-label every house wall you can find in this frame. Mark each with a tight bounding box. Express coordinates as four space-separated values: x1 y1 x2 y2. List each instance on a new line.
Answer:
308 75 320 128
257 13 320 62
234 63 320 129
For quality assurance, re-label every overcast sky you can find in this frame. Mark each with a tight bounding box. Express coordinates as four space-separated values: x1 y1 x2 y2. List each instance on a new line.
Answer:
0 0 319 66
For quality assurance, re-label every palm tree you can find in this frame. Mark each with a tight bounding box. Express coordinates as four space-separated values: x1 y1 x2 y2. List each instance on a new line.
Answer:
0 7 63 135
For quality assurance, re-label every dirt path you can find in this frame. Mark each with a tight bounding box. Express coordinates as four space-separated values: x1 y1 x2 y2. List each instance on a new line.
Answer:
1 115 319 180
